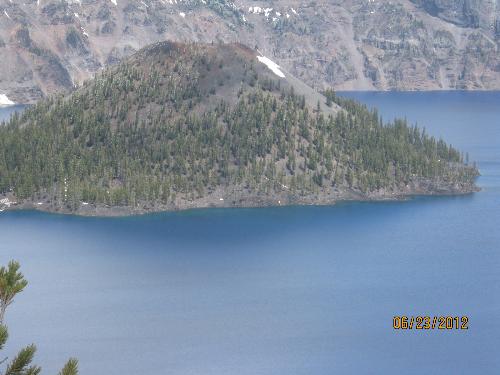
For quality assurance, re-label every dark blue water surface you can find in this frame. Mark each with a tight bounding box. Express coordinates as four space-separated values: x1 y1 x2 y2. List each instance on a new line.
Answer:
1 92 499 375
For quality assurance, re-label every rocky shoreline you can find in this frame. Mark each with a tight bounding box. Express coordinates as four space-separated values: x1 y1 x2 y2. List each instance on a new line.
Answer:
0 180 480 217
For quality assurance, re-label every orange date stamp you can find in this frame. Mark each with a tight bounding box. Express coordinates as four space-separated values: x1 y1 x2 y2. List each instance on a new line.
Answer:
393 316 469 330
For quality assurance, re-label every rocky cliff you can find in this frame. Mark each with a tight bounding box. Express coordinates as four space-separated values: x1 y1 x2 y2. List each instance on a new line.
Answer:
0 0 498 103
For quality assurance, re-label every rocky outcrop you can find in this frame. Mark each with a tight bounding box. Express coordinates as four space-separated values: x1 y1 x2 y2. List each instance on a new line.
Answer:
410 0 498 29
0 0 498 103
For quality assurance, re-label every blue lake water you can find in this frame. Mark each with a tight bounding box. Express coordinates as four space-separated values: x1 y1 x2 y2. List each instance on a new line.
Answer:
0 104 26 122
0 92 499 374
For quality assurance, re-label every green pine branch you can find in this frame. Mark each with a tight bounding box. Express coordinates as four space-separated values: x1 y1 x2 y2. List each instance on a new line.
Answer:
0 261 78 375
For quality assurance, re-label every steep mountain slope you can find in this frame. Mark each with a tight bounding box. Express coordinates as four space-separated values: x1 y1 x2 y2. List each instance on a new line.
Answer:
0 0 498 104
0 41 478 215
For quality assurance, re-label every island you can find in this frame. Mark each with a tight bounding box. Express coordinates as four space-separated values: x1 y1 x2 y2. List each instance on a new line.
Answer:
0 41 479 216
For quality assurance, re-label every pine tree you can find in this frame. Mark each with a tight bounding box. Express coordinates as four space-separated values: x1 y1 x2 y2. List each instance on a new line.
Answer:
0 261 27 323
323 88 336 107
0 261 78 375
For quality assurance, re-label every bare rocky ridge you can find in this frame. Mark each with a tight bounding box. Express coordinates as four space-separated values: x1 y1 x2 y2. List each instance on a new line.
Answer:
0 0 498 104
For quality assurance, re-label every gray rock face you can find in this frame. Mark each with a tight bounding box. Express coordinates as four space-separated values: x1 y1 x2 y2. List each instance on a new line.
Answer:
0 0 498 103
412 0 476 26
410 0 499 29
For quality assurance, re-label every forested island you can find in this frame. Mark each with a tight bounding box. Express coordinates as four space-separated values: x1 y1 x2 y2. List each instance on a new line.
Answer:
0 42 479 216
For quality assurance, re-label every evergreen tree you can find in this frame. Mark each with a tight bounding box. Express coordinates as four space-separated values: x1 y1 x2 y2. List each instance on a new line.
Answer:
323 88 336 107
0 261 78 375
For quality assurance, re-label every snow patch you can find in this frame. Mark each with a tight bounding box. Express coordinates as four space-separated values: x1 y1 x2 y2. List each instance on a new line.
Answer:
3 10 11 19
257 54 285 78
179 12 185 18
110 0 117 6
0 198 16 208
248 6 273 17
0 94 15 106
